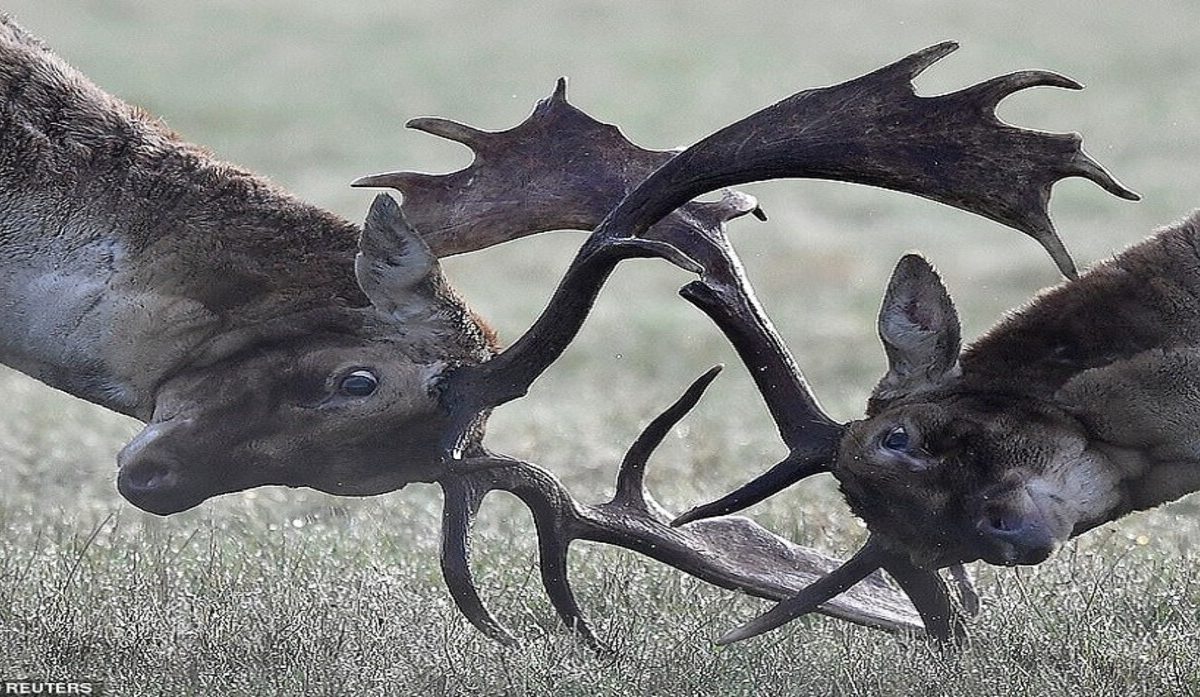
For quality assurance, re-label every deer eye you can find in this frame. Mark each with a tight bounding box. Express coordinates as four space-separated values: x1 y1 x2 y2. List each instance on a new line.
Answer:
881 426 911 452
339 370 379 397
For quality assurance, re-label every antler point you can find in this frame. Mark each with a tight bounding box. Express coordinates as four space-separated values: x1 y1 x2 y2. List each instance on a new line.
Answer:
407 116 488 147
1073 150 1143 202
895 41 960 82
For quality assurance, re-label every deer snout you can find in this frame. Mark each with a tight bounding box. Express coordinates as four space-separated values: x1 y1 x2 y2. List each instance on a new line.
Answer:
117 423 203 516
974 484 1066 566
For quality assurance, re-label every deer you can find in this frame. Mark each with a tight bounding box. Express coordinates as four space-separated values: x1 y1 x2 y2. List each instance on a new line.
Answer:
676 217 1200 645
1 12 1134 650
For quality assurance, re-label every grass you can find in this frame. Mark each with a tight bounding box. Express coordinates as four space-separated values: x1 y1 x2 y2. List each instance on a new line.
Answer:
2 1 1200 695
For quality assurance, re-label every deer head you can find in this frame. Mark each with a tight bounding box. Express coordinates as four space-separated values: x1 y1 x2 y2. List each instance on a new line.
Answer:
114 195 497 515
0 15 509 517
829 215 1200 576
834 255 1123 570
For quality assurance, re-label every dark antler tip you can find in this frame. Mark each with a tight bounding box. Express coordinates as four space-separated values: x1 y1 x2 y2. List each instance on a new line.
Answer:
553 76 569 101
922 41 960 61
1071 151 1142 203
1059 76 1085 91
406 116 488 146
669 512 694 528
1102 177 1142 202
671 504 719 528
896 253 935 275
1023 70 1084 92
752 206 768 222
350 173 387 188
896 41 960 81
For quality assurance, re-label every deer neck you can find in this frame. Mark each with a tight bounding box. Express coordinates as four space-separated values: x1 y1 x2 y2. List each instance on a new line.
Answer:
0 166 365 419
0 25 365 418
960 213 1200 399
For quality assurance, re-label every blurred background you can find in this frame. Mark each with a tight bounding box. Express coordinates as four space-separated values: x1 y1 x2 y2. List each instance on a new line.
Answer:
2 2 1198 694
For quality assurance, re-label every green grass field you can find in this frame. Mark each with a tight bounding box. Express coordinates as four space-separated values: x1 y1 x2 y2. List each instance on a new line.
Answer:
2 2 1200 695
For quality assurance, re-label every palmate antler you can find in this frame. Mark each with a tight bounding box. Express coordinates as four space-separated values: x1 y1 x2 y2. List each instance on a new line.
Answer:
356 42 1134 648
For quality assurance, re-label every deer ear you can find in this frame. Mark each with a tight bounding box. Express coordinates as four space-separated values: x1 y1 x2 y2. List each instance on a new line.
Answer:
874 254 962 400
355 194 443 319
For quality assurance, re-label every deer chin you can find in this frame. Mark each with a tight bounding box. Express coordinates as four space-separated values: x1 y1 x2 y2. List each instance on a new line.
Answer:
306 475 419 498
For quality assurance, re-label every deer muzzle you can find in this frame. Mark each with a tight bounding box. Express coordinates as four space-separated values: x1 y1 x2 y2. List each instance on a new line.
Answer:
973 481 1071 565
116 421 207 515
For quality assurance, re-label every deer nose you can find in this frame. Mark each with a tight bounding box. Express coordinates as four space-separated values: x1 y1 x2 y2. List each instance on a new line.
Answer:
976 503 1056 565
117 456 194 515
117 423 202 515
120 457 179 493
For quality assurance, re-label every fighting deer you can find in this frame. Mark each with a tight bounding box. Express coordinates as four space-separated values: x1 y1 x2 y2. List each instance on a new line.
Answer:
2 13 1132 649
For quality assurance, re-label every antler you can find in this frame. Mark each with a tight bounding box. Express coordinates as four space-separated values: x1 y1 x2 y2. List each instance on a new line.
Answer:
437 368 938 651
358 43 1133 647
353 77 765 258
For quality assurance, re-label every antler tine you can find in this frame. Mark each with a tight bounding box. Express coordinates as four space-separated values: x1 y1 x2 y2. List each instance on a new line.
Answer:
1070 149 1141 202
438 476 518 646
716 537 888 646
712 535 975 645
439 454 612 650
613 364 724 508
881 557 967 643
405 116 492 149
671 452 826 527
956 69 1083 110
523 492 608 653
